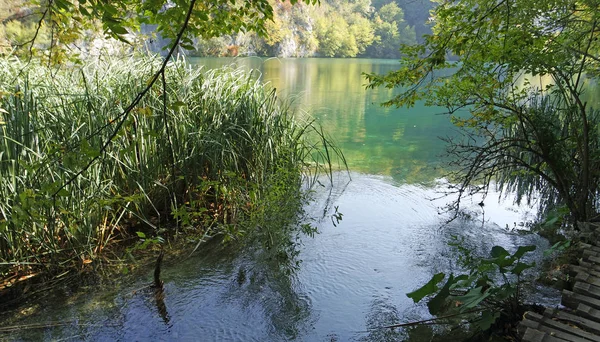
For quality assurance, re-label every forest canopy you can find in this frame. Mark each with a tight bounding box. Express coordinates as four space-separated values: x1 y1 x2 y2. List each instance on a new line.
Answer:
0 0 433 59
367 0 600 224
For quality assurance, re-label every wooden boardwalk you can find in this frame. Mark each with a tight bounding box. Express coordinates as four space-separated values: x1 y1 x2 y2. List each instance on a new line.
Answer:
520 243 600 341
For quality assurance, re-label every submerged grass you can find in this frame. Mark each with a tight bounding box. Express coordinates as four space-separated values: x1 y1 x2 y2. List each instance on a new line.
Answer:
0 55 345 295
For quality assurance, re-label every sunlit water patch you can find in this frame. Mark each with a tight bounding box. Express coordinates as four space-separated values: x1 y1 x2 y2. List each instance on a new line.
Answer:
1 173 559 341
0 58 562 341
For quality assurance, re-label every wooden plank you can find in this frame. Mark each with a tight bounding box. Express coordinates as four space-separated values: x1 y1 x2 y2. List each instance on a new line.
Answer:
586 256 600 267
545 307 600 335
576 304 600 324
578 261 600 273
563 290 600 311
579 243 600 254
524 311 600 341
521 326 574 342
580 261 600 273
569 265 600 279
584 249 600 258
520 318 585 341
575 281 600 300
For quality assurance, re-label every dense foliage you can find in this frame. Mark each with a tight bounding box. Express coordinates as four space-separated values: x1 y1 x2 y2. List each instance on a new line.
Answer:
0 56 342 288
0 0 431 59
194 0 422 58
367 0 600 224
0 0 319 61
407 241 538 339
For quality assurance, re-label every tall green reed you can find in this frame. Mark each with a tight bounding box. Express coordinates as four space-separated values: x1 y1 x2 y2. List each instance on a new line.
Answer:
0 55 345 278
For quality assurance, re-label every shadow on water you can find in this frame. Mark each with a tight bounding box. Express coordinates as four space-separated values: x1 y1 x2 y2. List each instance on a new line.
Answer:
0 234 316 341
154 284 170 326
0 58 566 341
0 173 561 342
357 295 404 341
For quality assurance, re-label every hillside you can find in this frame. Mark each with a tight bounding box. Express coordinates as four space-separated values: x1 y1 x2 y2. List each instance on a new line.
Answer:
0 0 434 59
192 0 434 58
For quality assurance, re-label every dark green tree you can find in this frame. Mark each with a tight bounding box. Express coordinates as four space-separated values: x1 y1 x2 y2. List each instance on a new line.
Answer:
365 2 416 58
7 0 318 62
367 0 600 224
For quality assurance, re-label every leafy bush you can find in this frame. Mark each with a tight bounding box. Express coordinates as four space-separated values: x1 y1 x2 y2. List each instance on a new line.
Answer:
0 55 344 281
407 241 537 336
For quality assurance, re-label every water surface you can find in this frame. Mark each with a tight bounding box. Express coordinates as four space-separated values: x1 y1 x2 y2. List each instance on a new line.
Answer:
1 58 560 341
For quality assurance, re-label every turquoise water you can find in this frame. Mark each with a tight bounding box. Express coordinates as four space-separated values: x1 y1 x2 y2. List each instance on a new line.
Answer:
190 57 459 184
0 58 560 341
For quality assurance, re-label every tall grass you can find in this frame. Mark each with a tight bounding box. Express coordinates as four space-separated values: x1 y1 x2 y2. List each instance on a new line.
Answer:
0 55 345 280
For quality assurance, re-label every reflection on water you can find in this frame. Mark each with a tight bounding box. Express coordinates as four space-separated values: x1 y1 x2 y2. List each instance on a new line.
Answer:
0 59 562 341
1 173 559 342
190 57 457 184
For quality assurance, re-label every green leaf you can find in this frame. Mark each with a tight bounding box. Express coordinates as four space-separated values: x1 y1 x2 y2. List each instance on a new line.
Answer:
451 274 469 287
57 188 70 197
136 231 146 239
197 11 209 21
407 272 445 303
428 274 454 315
511 261 535 276
512 245 536 259
80 6 90 17
81 140 101 158
171 100 186 110
490 246 509 258
53 0 72 11
180 44 195 50
478 310 500 331
107 23 129 35
475 275 491 288
454 286 490 309
483 254 514 270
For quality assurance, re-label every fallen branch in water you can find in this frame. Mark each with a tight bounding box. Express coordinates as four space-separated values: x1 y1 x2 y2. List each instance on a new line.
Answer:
364 309 481 331
154 248 164 289
0 321 118 333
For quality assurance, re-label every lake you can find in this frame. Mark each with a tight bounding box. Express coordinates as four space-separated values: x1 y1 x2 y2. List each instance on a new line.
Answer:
1 58 559 341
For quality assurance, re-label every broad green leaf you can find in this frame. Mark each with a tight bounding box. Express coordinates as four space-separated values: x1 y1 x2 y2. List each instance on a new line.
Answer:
512 245 536 259
454 286 490 309
450 274 469 289
478 310 500 331
57 188 70 197
136 231 146 239
180 44 195 50
197 12 209 21
475 275 491 288
483 255 514 270
107 23 129 35
53 0 72 11
428 274 454 315
407 272 445 303
171 101 186 110
511 262 535 276
490 246 509 258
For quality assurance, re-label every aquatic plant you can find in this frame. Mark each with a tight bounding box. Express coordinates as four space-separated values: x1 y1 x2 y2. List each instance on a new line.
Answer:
0 55 344 289
406 240 538 339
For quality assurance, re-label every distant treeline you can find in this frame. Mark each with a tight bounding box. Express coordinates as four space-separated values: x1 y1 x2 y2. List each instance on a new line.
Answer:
0 0 434 59
190 0 434 58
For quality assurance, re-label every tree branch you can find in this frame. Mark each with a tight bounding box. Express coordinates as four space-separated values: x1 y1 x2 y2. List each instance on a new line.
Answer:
53 0 198 196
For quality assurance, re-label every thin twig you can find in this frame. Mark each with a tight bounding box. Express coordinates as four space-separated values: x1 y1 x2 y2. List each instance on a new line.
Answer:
53 0 198 196
364 309 481 331
0 321 118 333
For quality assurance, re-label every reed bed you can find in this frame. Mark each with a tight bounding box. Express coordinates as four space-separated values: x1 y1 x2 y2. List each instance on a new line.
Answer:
0 55 344 284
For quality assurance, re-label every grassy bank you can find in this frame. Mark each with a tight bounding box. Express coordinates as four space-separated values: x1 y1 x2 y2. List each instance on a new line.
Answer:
0 55 343 298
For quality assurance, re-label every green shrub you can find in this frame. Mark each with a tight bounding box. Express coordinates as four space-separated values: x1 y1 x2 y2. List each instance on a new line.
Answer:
0 55 344 279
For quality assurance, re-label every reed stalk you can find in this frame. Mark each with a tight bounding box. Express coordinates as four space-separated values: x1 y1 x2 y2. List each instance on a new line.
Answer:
0 55 345 281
